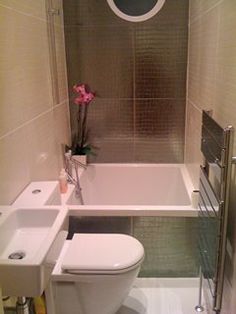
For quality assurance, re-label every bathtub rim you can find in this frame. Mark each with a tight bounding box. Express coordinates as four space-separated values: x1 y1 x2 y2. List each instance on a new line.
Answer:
63 163 198 217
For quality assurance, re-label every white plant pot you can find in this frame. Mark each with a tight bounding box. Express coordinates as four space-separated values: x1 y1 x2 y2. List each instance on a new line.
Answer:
72 154 87 166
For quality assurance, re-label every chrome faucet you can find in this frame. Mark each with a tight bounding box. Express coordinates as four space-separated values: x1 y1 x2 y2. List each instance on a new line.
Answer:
64 151 85 204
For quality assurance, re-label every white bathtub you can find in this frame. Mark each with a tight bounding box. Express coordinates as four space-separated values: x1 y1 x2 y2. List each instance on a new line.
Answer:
65 164 197 217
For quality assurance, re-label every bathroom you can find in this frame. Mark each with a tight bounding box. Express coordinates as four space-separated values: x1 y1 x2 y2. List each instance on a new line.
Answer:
1 0 236 313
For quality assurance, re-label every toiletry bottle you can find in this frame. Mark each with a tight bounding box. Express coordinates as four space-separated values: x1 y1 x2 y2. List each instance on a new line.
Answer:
59 168 68 193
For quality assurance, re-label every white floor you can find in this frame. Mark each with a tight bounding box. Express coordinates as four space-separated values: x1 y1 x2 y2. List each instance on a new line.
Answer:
117 278 207 314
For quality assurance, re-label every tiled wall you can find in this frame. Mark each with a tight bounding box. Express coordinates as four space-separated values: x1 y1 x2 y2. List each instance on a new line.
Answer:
187 1 236 312
63 0 189 163
133 216 198 277
0 0 70 204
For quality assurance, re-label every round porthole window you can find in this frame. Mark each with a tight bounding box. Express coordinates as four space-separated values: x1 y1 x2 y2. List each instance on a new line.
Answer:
107 0 166 22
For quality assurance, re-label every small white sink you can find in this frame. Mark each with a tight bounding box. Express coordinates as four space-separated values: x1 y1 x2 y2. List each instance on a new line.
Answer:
0 207 67 297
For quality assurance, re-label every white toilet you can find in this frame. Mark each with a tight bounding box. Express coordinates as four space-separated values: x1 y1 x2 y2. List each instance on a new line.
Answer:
50 233 144 314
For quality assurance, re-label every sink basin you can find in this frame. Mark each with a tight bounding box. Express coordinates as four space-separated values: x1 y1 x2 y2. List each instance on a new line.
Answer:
0 207 67 297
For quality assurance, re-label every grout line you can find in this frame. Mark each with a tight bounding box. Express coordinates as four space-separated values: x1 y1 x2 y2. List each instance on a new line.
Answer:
188 98 203 114
64 24 133 29
93 97 185 101
47 4 60 106
132 27 136 159
215 1 221 103
0 100 68 141
53 99 69 109
184 2 191 163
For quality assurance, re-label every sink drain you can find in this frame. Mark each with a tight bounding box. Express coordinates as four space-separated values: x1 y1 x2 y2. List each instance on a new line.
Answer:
8 251 26 260
32 189 41 194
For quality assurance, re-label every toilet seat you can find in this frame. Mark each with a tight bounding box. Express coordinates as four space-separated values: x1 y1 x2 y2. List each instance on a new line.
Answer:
61 233 144 275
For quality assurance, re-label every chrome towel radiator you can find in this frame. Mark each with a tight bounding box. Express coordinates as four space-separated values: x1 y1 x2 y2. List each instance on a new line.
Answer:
197 110 234 313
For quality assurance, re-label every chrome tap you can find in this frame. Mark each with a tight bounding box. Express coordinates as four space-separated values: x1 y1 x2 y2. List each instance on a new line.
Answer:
64 151 85 204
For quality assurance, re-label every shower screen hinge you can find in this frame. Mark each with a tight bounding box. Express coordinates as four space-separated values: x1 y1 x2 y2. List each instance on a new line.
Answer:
231 156 236 164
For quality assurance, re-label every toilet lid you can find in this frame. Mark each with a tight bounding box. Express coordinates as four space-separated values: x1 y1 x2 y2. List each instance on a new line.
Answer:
61 234 144 274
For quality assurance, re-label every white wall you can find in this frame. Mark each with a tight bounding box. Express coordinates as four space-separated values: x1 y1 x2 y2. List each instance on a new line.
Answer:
0 0 70 204
186 1 236 312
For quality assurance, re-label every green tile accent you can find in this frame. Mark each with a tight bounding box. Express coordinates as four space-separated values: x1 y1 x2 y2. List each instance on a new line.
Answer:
133 217 199 277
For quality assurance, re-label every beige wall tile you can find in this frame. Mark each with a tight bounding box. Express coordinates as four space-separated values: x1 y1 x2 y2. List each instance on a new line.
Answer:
188 6 220 110
46 0 68 106
213 0 236 132
189 0 202 22
26 111 60 181
54 24 68 104
0 0 69 204
0 128 31 204
221 277 233 314
53 102 71 166
189 0 222 23
185 101 202 188
0 5 53 137
0 0 46 20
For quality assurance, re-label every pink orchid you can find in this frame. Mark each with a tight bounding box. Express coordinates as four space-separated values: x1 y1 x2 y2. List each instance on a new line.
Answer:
71 82 95 156
73 83 95 105
74 96 84 105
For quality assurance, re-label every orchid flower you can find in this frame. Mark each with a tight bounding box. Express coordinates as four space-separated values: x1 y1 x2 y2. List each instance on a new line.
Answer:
73 83 95 105
71 83 95 156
